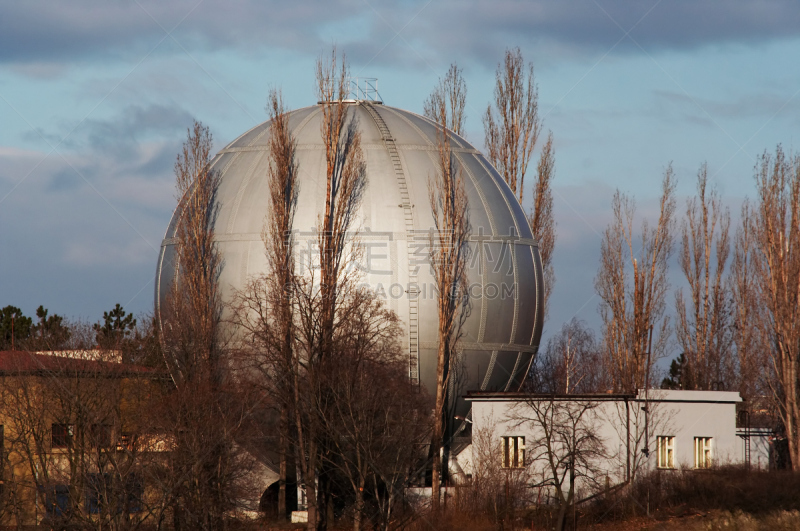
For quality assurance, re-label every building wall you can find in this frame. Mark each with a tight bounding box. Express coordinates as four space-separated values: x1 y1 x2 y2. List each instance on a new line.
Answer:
0 371 164 527
469 397 630 489
650 391 741 468
465 390 743 497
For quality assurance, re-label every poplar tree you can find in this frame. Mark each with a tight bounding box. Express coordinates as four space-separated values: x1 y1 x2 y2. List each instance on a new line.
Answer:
595 169 676 391
484 47 556 315
427 80 471 512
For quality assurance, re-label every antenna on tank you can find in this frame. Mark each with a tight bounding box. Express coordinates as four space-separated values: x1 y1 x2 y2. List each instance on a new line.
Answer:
347 77 382 103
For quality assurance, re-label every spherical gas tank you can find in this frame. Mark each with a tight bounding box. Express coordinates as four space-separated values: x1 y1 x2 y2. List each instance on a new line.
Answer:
156 102 544 416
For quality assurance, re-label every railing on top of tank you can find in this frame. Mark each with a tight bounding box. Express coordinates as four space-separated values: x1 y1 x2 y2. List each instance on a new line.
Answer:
347 77 381 102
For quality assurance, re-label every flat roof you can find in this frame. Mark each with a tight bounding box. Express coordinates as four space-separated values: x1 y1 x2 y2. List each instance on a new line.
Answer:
464 392 636 402
643 389 742 403
465 389 742 404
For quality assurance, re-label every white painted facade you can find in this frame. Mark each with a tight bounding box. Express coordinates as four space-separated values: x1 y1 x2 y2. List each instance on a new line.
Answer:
460 389 759 495
644 390 742 468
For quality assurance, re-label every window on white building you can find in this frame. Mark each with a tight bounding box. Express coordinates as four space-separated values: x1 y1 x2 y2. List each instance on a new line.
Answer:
657 436 675 469
694 437 712 468
502 436 525 468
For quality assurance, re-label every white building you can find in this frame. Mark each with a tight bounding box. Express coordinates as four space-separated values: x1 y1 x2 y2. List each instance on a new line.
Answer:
457 389 771 497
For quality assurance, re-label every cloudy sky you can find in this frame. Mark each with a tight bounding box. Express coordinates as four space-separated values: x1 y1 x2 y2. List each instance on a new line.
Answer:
1 0 799 356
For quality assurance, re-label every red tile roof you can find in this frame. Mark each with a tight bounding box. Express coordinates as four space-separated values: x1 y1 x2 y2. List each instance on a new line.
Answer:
0 350 162 377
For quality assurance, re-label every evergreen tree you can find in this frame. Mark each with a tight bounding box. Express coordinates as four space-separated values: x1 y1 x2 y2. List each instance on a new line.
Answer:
661 353 692 390
31 305 71 350
0 305 32 350
94 303 136 349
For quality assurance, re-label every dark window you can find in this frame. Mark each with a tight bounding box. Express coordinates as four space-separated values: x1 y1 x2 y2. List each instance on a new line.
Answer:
85 473 142 515
90 424 112 448
85 473 109 514
51 424 73 449
124 474 143 513
45 485 70 517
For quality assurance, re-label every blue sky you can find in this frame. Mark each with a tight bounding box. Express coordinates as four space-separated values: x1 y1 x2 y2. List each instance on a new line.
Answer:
1 0 799 358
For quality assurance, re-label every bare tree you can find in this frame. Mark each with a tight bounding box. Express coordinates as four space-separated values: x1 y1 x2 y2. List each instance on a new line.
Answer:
363 380 430 531
235 265 420 531
160 121 252 529
162 120 222 383
316 289 429 531
751 146 800 469
454 417 531 530
483 47 541 204
484 48 556 315
529 131 556 314
316 48 367 364
730 200 767 399
512 398 606 531
321 291 398 531
282 47 367 531
675 164 733 390
423 63 467 137
533 318 604 394
154 371 261 529
229 88 301 523
603 391 674 482
265 88 299 520
427 88 471 512
596 169 676 392
289 271 424 530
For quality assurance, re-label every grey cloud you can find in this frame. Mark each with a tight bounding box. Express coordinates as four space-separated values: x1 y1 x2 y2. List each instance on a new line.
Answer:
4 1 800 69
47 167 84 192
136 141 182 179
346 0 800 69
21 104 192 156
0 141 173 319
3 105 181 210
8 61 68 79
84 104 194 159
0 0 360 64
21 127 76 149
654 89 800 122
411 0 800 64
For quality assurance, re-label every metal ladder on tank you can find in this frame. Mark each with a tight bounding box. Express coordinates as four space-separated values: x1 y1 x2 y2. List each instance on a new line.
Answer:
362 102 420 390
